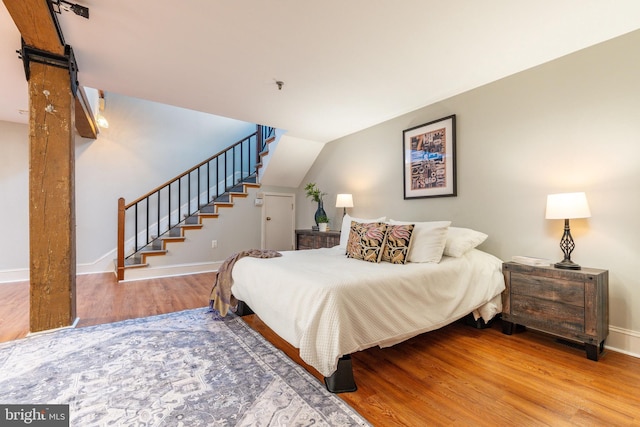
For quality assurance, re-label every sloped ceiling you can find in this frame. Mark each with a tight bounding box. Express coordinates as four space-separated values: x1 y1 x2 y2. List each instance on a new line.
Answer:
2 1 640 143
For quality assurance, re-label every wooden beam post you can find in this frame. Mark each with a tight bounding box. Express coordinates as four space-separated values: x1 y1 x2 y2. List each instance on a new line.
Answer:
4 0 79 332
28 61 77 332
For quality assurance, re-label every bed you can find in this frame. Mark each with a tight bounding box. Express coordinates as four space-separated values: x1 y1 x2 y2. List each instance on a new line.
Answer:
229 219 505 392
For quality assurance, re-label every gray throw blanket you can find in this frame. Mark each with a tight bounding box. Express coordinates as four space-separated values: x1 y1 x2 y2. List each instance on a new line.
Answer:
209 249 282 316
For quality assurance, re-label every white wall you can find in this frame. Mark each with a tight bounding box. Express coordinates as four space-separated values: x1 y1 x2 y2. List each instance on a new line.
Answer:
297 30 640 354
0 93 257 280
0 121 29 279
260 134 325 188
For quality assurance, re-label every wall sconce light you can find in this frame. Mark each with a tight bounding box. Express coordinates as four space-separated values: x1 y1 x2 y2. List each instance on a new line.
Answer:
96 91 109 129
96 114 109 129
545 192 591 270
336 194 354 217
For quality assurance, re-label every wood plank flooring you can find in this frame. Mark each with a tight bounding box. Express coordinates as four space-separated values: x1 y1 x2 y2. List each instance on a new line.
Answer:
0 272 214 342
2 273 640 426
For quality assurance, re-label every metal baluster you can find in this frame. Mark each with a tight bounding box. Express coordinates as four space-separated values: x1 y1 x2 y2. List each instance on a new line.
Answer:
178 177 182 223
145 196 149 246
157 191 160 240
134 203 138 253
197 166 201 211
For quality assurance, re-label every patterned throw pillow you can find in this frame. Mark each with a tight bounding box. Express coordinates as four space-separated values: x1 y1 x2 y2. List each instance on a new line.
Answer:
346 221 388 263
381 224 415 264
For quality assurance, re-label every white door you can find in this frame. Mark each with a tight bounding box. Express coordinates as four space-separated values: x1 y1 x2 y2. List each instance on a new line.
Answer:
263 193 295 251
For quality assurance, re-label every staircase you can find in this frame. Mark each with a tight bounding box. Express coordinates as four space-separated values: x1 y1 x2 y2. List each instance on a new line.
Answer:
116 125 275 280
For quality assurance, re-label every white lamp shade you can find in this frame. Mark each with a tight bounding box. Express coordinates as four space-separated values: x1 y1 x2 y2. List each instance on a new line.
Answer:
545 192 591 219
336 194 354 208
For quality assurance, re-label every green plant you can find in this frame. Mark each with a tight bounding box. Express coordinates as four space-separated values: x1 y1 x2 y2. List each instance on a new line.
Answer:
304 182 327 203
316 214 330 224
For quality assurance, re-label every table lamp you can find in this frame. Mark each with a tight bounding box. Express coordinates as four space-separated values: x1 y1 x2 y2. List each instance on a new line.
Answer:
545 192 591 270
336 194 354 217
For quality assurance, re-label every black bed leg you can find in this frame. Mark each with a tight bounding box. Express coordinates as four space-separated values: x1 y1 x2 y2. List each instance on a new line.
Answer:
236 301 254 316
324 355 357 393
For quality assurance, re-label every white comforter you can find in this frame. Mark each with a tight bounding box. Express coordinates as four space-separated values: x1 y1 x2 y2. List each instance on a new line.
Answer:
231 246 505 377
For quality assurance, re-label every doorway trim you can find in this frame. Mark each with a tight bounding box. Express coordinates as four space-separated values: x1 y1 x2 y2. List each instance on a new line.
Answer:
260 192 296 250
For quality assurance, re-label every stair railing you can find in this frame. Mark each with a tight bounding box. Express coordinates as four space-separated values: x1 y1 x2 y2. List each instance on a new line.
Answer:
117 124 274 280
259 125 274 156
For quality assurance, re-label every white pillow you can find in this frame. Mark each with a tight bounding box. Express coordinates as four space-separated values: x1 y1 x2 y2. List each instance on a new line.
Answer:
444 227 488 257
339 214 387 248
389 220 451 263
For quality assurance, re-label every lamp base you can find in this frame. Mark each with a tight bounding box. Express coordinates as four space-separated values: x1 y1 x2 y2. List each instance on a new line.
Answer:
554 259 581 270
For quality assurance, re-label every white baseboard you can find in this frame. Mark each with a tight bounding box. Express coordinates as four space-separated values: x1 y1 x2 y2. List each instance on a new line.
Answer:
0 255 116 284
605 326 640 359
0 268 29 284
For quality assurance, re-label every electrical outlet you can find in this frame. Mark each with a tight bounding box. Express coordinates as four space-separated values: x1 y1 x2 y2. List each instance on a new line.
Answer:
211 240 218 248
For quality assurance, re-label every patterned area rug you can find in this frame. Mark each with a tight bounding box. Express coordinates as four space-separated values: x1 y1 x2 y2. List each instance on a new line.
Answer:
0 308 370 426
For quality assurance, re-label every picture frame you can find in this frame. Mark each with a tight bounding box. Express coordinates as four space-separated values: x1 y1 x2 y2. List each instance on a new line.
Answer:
402 114 456 199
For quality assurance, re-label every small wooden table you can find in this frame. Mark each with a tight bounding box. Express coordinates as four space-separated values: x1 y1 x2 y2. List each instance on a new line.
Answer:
501 261 609 361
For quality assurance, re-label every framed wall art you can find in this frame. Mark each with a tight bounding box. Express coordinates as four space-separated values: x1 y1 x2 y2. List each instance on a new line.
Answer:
402 114 456 199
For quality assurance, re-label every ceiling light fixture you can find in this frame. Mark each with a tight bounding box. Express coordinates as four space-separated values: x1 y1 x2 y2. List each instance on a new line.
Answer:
50 0 89 19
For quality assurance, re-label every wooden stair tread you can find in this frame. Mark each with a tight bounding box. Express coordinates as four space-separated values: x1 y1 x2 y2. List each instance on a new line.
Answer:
140 249 167 255
180 223 204 229
160 236 185 241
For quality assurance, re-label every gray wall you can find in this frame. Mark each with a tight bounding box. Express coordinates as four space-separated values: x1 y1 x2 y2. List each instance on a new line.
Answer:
0 93 256 278
297 30 640 338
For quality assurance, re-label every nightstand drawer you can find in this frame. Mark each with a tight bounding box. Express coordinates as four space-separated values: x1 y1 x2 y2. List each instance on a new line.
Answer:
297 234 315 250
511 294 585 334
510 272 584 307
295 229 340 250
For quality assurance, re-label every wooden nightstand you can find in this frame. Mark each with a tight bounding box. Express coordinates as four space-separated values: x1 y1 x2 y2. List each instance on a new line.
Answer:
295 229 340 250
501 261 609 361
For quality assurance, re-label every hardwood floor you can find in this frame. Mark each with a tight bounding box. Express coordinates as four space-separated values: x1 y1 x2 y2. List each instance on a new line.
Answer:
2 273 640 426
0 272 215 343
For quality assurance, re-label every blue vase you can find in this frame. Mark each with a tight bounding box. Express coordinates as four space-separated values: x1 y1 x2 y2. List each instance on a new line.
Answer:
314 199 326 226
